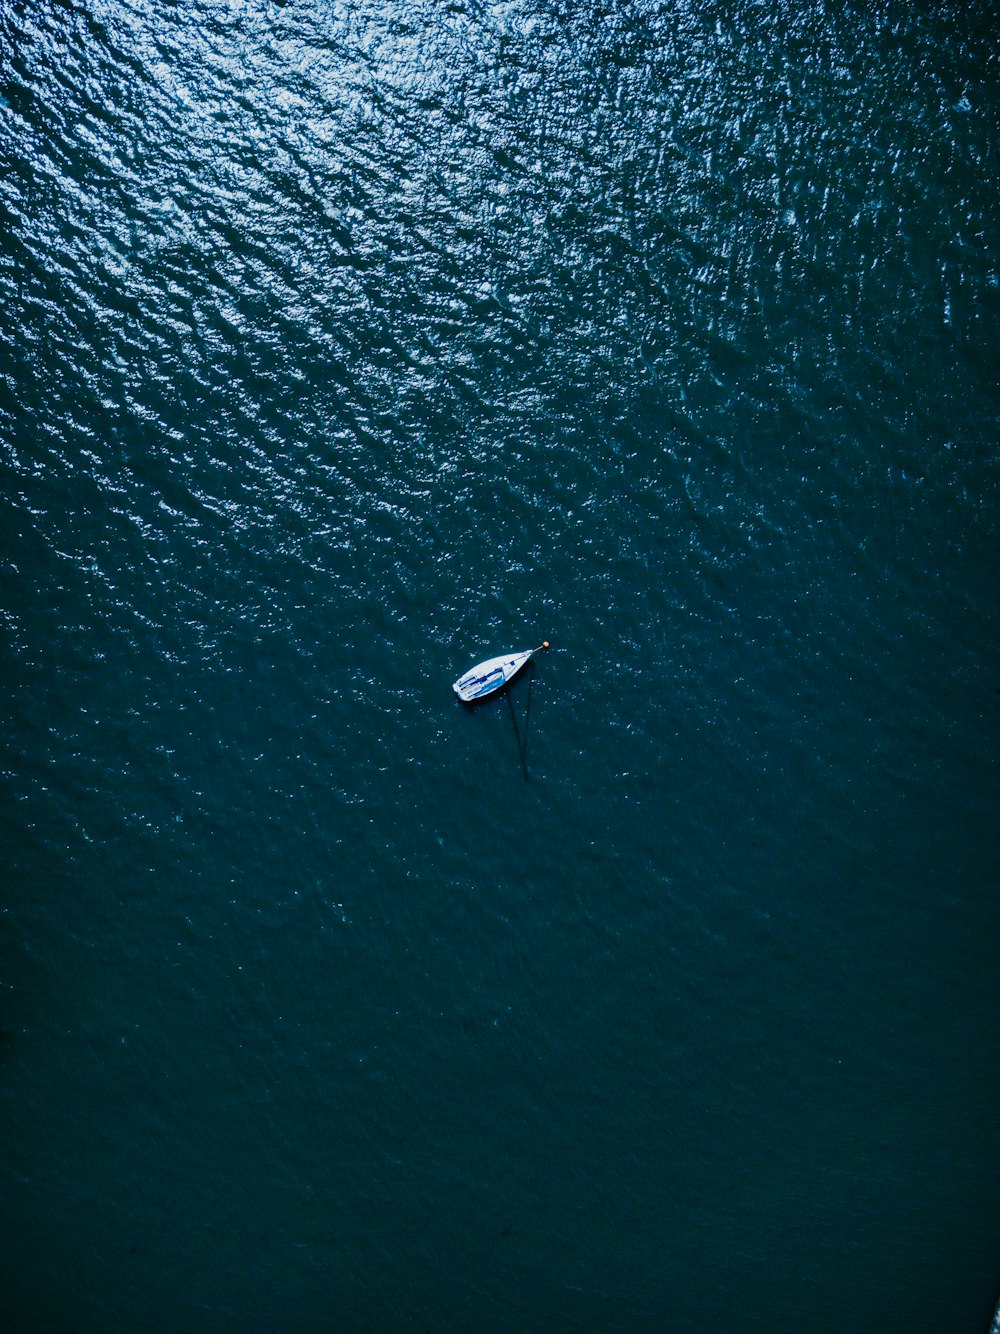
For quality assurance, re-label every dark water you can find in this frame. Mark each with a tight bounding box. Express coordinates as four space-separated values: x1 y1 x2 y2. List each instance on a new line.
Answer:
2 1 998 1330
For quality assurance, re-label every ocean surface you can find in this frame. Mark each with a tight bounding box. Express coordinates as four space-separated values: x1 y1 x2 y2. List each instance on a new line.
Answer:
1 2 998 1330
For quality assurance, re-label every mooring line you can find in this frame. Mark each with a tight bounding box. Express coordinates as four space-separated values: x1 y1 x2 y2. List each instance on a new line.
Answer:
505 684 529 781
522 663 535 772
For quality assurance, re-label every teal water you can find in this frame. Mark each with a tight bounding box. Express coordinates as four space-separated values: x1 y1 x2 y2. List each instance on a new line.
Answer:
2 2 998 1330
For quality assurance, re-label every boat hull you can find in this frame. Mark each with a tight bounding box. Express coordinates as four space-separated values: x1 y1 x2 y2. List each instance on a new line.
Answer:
453 650 533 703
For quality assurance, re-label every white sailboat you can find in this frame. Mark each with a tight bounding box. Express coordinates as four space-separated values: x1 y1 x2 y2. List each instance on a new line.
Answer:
452 642 549 703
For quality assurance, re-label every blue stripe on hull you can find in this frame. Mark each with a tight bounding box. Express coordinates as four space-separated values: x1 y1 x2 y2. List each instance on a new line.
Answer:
465 671 504 697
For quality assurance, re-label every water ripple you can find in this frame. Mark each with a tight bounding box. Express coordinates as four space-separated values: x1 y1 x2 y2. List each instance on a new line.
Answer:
2 3 998 1329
